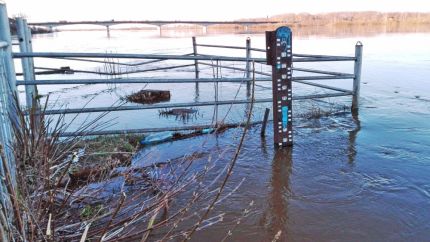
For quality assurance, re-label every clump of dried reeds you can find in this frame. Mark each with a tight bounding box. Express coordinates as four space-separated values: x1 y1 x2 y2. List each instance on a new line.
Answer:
0 68 257 241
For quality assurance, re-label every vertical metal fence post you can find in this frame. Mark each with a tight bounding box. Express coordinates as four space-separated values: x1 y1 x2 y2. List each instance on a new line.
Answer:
245 37 251 97
214 60 219 125
352 41 363 111
0 3 17 214
0 4 17 96
266 27 293 147
0 3 18 146
16 17 38 109
192 36 200 91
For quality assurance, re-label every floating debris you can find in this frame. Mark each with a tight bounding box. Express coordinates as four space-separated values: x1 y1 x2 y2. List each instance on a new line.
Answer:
126 89 171 104
140 131 174 145
159 108 199 122
140 127 221 146
160 108 197 116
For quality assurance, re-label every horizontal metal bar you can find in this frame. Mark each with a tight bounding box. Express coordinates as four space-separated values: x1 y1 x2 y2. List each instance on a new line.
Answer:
17 70 67 76
197 43 247 50
108 63 195 75
197 54 355 63
293 67 352 76
129 58 185 67
16 77 272 86
293 56 356 62
197 53 266 63
197 45 275 53
34 63 195 76
249 47 266 52
293 75 355 81
293 53 355 59
14 52 355 63
52 57 140 66
34 66 96 74
59 120 265 137
13 52 267 62
198 62 271 76
293 79 353 93
0 41 8 48
294 92 353 100
41 92 353 115
41 99 273 115
53 53 194 66
17 74 353 86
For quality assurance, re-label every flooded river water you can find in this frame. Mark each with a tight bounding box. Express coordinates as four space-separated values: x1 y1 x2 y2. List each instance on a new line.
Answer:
14 27 430 241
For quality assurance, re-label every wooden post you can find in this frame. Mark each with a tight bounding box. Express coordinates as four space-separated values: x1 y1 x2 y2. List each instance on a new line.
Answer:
266 27 293 147
245 37 251 97
16 17 38 109
260 108 270 137
352 41 363 111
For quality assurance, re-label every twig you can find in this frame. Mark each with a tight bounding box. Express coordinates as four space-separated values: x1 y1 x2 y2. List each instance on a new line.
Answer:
181 61 257 241
79 222 92 242
99 192 126 242
0 144 25 238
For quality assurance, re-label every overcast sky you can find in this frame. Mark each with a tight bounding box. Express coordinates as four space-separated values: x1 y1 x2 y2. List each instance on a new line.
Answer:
4 0 430 21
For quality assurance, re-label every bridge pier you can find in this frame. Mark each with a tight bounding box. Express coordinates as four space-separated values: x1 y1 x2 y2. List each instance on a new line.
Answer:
106 25 110 38
202 25 207 35
155 24 163 37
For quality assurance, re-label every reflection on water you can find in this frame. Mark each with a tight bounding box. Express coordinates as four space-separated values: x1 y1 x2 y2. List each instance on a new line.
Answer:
348 110 361 164
291 23 430 38
266 148 292 241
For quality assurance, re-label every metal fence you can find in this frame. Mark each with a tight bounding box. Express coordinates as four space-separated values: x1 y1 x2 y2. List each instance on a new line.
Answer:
2 10 362 140
0 3 363 234
0 3 19 224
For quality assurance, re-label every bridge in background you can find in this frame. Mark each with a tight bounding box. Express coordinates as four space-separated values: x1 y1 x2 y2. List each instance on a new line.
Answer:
28 20 281 36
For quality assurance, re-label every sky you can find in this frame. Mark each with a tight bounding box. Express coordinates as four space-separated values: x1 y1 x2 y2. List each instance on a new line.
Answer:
4 0 430 22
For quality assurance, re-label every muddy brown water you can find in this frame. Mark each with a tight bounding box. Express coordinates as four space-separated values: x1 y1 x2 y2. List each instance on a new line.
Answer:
15 27 430 241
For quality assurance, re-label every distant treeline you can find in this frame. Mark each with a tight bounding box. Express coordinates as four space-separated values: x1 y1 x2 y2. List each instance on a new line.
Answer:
9 18 52 35
242 12 430 26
